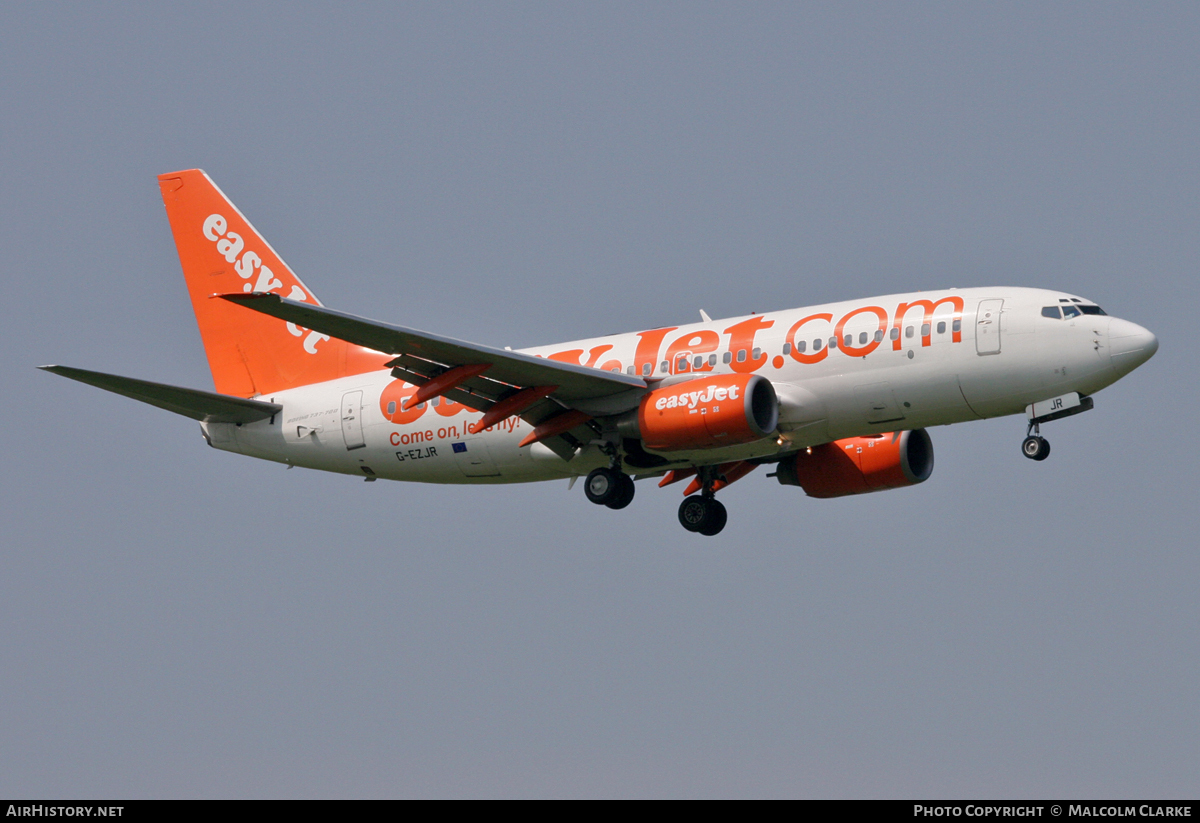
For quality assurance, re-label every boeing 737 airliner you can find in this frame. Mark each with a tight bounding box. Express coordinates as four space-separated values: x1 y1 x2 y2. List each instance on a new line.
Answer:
42 170 1158 535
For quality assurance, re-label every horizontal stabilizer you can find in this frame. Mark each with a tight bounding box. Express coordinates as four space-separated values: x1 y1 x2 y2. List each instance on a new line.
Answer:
39 365 282 424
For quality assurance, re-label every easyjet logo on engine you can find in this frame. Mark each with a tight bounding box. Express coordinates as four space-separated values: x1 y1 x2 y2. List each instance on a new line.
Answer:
202 213 330 354
655 384 740 411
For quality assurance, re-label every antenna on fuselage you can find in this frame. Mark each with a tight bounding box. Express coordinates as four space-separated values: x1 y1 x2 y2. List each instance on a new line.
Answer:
699 309 712 322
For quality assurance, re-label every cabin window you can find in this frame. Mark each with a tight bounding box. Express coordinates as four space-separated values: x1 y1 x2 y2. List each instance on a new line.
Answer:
752 347 761 359
859 332 868 345
813 338 822 350
677 358 689 372
660 361 669 373
906 326 914 338
693 355 703 369
708 354 717 366
875 330 884 342
797 340 807 353
642 362 652 376
1041 306 1061 319
829 337 838 349
432 397 440 407
722 352 732 364
387 401 396 416
921 323 930 337
937 321 946 334
782 343 791 355
737 349 747 362
890 327 900 340
626 365 634 375
843 335 853 347
953 319 961 332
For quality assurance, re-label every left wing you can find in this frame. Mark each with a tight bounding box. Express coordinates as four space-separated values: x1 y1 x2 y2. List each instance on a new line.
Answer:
220 293 648 459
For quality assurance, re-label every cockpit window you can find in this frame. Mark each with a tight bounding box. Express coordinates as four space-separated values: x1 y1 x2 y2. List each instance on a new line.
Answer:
1042 306 1061 319
1062 305 1081 318
1078 305 1107 315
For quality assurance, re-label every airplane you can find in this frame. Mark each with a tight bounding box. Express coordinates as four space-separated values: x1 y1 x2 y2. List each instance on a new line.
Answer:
41 169 1159 536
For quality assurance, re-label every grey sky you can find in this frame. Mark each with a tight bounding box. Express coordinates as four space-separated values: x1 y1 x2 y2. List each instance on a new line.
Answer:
2 3 1197 797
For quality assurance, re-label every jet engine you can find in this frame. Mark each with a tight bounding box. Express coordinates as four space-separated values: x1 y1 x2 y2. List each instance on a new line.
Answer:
777 429 934 498
619 374 779 451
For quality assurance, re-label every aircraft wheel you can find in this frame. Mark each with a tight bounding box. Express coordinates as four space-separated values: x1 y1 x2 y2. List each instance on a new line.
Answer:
678 495 708 532
679 495 724 534
585 467 620 505
1022 436 1050 461
605 472 636 510
696 499 727 536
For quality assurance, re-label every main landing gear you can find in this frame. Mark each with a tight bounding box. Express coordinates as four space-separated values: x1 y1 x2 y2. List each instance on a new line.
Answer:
677 465 728 536
1022 421 1051 461
678 495 727 536
584 466 635 509
582 458 729 536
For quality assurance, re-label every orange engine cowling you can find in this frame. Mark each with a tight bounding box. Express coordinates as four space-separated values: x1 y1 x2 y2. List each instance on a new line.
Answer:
777 429 934 498
629 374 779 451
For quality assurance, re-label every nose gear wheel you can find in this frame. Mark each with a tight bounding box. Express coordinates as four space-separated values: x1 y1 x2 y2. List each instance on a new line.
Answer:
1022 435 1050 461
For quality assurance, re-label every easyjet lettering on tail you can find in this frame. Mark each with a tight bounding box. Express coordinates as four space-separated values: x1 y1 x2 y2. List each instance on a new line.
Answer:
42 169 1158 537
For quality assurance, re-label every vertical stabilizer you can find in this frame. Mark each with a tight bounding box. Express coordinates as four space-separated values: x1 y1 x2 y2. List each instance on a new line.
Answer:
158 169 386 397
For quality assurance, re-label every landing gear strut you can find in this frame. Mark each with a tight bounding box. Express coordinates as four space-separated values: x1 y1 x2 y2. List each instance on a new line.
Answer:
1022 421 1050 461
677 466 728 536
584 466 635 509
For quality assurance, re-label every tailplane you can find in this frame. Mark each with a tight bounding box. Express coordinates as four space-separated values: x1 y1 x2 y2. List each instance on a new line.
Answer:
158 170 386 397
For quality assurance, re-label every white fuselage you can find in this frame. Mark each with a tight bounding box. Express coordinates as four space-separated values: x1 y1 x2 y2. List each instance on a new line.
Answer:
203 287 1152 484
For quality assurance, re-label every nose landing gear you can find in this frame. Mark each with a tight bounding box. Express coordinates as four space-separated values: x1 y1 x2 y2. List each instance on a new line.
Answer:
1022 421 1051 461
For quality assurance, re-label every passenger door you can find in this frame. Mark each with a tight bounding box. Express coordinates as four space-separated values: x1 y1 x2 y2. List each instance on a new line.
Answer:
975 299 1004 355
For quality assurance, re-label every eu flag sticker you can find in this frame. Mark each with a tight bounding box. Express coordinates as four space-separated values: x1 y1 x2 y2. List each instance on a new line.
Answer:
452 442 467 454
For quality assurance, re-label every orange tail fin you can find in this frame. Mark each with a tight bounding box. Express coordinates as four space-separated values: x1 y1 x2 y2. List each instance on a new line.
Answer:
158 169 387 397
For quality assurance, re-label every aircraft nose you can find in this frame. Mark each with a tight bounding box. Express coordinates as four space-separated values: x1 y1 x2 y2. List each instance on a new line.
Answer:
1109 318 1159 377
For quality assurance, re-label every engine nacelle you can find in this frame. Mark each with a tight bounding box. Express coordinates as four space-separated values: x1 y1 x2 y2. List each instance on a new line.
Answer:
623 374 779 451
777 429 934 498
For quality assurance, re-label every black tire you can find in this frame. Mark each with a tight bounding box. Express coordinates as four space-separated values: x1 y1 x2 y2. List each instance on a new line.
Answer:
584 467 620 505
678 495 710 532
1034 438 1050 461
696 499 727 536
605 473 636 509
1022 436 1050 461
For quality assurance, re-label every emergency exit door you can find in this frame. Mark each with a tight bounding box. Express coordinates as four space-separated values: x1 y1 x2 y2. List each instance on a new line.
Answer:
341 391 366 450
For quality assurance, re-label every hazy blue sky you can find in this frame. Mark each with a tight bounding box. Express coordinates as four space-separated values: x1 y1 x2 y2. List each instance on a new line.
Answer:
2 3 1197 798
